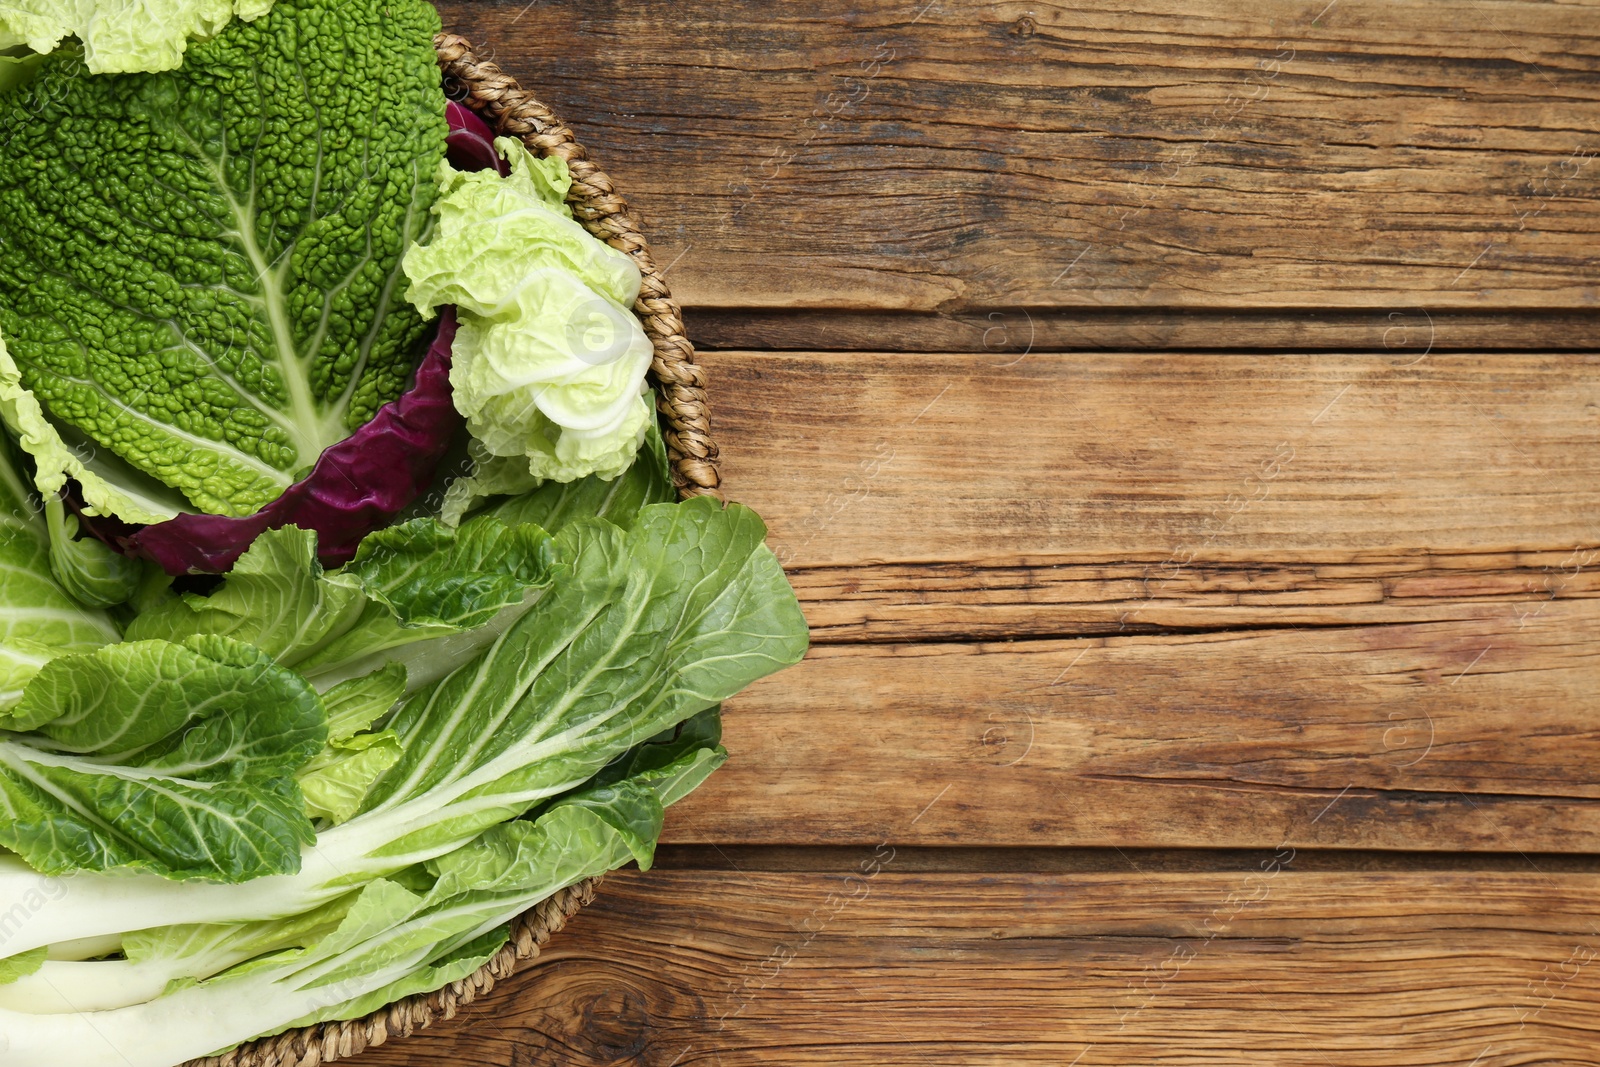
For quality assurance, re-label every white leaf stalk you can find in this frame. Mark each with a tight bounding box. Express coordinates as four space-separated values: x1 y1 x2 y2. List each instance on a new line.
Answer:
0 858 619 1067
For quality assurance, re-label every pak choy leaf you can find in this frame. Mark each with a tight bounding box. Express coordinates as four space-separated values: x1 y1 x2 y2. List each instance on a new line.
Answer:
320 665 408 742
512 706 729 873
580 704 727 803
297 730 402 827
334 516 555 630
0 0 448 523
43 496 144 609
295 666 408 826
0 635 326 881
0 947 44 987
283 742 728 1037
122 526 368 666
351 497 806 865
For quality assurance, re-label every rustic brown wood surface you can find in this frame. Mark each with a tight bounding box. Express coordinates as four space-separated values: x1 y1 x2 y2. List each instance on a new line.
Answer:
362 1 1600 1063
363 867 1600 1066
439 0 1600 313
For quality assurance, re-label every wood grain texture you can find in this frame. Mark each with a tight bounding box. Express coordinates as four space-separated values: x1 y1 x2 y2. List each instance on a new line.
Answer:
702 351 1600 568
628 349 1600 850
436 0 1600 311
651 844 1600 873
665 602 1600 850
792 550 1600 642
357 868 1600 1066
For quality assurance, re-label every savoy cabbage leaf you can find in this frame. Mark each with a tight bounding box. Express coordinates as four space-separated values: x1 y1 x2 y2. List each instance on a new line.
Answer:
0 0 447 522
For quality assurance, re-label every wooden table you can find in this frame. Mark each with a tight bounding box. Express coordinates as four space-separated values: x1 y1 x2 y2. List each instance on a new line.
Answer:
371 3 1600 1063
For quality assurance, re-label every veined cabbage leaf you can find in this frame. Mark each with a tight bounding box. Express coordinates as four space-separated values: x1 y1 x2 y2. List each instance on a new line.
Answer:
125 515 554 688
42 496 143 608
0 0 447 523
0 635 326 881
480 417 676 533
0 428 118 708
295 665 406 826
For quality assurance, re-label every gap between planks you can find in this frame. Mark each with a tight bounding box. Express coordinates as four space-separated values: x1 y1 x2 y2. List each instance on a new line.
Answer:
688 308 1600 354
653 844 1600 874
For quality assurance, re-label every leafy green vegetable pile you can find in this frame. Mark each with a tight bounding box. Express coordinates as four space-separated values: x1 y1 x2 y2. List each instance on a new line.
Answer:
0 2 809 1064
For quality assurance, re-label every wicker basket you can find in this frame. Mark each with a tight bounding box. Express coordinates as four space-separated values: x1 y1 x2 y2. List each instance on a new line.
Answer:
185 32 721 1067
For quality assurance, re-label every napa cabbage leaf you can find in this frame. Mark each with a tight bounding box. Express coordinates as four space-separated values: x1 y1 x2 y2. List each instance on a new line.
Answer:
0 498 807 959
0 429 118 708
0 0 274 74
0 741 720 1062
0 635 326 881
403 137 656 520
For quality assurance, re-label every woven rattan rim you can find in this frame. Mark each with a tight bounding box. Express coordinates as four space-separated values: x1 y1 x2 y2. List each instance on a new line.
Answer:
186 32 721 1067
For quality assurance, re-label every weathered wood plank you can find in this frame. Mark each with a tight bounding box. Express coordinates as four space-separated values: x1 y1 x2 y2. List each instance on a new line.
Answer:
701 351 1600 569
359 869 1600 1065
664 603 1600 850
438 0 1600 311
623 349 1600 850
792 550 1600 642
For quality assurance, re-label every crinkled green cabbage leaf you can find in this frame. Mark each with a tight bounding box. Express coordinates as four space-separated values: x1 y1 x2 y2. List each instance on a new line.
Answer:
0 0 446 521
